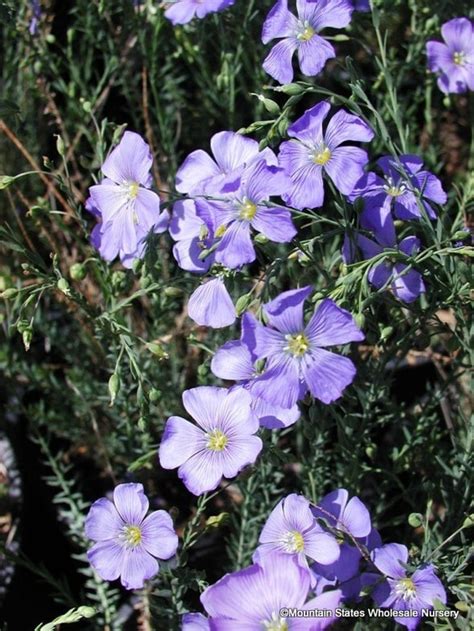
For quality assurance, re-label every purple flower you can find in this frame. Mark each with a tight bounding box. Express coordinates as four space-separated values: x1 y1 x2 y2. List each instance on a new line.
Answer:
29 0 42 35
195 160 296 269
201 551 342 630
85 483 178 590
187 277 236 328
170 199 215 273
88 132 168 268
261 0 354 84
426 18 474 94
351 0 370 11
211 315 301 428
279 102 374 210
350 155 447 228
182 613 210 630
176 131 277 196
255 494 340 571
354 231 426 304
164 0 235 25
245 287 364 408
370 544 446 630
159 386 262 495
311 488 376 584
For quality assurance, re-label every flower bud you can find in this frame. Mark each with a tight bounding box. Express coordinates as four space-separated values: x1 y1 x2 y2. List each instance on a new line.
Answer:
57 278 70 295
69 263 86 281
108 372 120 405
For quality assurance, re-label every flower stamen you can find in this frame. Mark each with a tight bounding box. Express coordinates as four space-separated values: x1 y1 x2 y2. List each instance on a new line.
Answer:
280 530 305 553
239 199 258 221
313 146 332 166
122 525 142 547
285 333 309 357
207 429 228 451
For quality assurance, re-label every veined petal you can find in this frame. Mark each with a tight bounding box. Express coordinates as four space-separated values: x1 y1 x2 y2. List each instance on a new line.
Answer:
262 38 298 84
324 109 374 149
210 131 263 174
134 188 163 232
141 511 179 560
342 496 372 537
120 547 159 590
251 354 302 408
170 200 204 241
325 146 369 195
287 101 331 139
211 341 255 381
251 393 301 428
178 450 224 496
262 0 298 44
173 238 212 273
392 264 425 303
188 278 237 328
264 286 312 333
219 435 263 478
159 416 207 469
216 387 259 435
305 299 364 347
182 386 229 431
102 131 153 186
251 205 297 243
302 348 357 404
113 483 149 525
87 540 124 582
85 498 123 542
441 17 473 53
215 221 256 269
371 543 408 579
297 35 335 78
175 149 220 195
301 0 353 30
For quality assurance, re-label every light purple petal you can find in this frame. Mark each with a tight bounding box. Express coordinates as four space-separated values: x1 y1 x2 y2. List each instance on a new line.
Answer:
251 394 301 429
173 238 212 274
251 354 302 408
262 0 298 44
251 205 297 243
412 565 446 606
325 146 369 195
134 188 163 232
342 496 371 537
303 528 340 565
324 109 374 149
113 483 149 525
371 543 409 579
182 386 229 431
392 264 425 303
159 416 207 469
178 450 225 496
170 200 203 241
297 35 335 77
288 101 331 139
219 435 263 478
413 171 447 205
215 221 256 269
279 144 325 209
188 278 237 328
263 286 312 333
262 38 298 85
303 0 353 30
210 131 263 175
211 342 254 381
175 150 221 195
87 540 124 582
120 547 159 590
102 131 153 186
299 589 342 630
302 348 357 404
182 613 210 631
85 498 123 542
441 17 473 52
216 387 259 435
305 299 364 347
141 510 179 560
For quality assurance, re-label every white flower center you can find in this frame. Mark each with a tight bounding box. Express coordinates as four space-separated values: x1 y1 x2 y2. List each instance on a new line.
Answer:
121 525 142 547
395 577 417 601
453 51 466 65
297 20 315 41
263 612 289 631
383 176 406 197
239 198 258 221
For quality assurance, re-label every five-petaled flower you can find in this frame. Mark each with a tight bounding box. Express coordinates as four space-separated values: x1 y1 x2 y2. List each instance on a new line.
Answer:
85 483 178 590
244 286 364 408
426 18 474 94
261 0 354 84
279 101 374 210
87 131 168 268
370 543 446 630
159 386 262 495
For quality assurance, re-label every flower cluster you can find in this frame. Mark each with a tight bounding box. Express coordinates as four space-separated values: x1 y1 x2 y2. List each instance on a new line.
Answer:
180 489 446 630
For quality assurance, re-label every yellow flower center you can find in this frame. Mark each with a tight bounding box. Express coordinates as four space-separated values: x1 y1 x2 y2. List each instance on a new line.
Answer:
397 577 417 599
281 530 305 553
297 21 315 41
128 181 140 199
123 525 142 547
285 333 309 357
215 224 227 238
453 51 465 65
239 199 258 221
264 613 289 631
313 146 332 165
207 429 228 451
386 186 403 197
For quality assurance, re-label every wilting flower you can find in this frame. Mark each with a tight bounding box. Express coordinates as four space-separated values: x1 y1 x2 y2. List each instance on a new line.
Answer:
201 551 342 630
370 544 446 630
187 277 236 328
351 231 426 304
175 131 277 196
255 494 340 571
181 613 210 630
279 102 374 209
261 0 354 84
164 0 235 25
195 160 296 269
350 155 447 229
311 488 377 584
245 287 364 408
159 387 262 495
426 18 474 94
212 315 301 428
88 131 168 268
85 483 178 590
170 199 215 273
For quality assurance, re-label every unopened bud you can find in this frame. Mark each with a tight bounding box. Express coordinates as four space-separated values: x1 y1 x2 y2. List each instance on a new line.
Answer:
108 372 120 405
70 263 86 281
